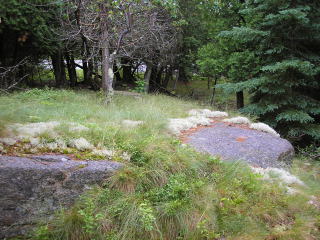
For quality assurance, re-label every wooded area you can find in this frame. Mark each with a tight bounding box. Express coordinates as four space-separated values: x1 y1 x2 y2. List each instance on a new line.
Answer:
0 0 319 145
1 1 320 239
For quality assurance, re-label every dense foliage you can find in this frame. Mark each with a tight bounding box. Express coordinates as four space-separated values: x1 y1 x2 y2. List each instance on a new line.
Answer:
0 0 59 63
231 0 320 143
197 0 320 144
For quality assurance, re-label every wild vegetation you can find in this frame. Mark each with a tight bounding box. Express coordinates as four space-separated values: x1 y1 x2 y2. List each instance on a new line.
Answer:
0 90 319 240
1 0 319 144
1 0 320 239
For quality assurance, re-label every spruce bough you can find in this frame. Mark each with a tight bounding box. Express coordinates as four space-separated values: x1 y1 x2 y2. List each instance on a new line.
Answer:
220 0 320 143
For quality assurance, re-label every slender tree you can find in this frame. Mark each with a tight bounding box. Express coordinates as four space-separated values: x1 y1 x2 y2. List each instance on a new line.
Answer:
60 0 176 101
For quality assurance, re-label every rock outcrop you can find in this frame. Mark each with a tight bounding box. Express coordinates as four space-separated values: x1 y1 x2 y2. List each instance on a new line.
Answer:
0 155 122 239
186 122 294 168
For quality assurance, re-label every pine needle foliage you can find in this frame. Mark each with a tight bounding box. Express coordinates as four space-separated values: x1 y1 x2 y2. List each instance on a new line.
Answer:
220 0 320 143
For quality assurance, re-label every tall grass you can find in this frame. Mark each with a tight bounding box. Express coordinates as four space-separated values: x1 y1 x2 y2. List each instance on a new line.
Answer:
0 89 196 127
0 89 319 240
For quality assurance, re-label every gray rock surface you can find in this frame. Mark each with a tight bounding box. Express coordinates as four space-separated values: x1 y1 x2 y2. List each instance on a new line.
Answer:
186 123 294 168
0 155 122 239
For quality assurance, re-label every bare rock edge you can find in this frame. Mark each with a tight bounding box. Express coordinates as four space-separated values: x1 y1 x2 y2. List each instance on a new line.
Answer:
186 122 295 168
0 155 122 239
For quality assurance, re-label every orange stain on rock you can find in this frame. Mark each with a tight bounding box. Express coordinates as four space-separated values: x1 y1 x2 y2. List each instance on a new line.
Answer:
236 136 248 142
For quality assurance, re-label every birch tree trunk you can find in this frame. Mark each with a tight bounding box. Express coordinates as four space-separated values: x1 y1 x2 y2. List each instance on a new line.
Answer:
101 45 115 103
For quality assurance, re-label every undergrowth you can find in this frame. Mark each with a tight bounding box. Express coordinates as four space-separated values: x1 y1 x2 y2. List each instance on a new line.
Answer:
0 89 319 240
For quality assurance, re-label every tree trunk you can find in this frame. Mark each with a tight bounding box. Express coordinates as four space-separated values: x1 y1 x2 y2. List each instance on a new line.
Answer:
52 54 60 87
149 65 159 92
144 63 152 93
82 59 94 86
156 66 164 86
177 66 188 83
92 57 100 90
87 59 94 86
210 78 218 106
60 55 67 87
70 54 77 87
101 46 114 103
51 51 66 88
122 58 134 84
82 58 88 83
113 63 122 86
65 51 77 88
81 35 93 86
236 91 244 109
173 69 179 91
163 66 173 89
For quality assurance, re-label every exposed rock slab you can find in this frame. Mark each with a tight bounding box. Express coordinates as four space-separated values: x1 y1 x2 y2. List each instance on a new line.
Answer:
186 122 294 168
0 155 122 239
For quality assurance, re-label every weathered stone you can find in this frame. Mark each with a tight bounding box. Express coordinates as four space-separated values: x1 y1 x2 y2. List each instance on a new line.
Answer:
186 122 294 168
69 137 93 151
0 155 122 239
0 137 17 146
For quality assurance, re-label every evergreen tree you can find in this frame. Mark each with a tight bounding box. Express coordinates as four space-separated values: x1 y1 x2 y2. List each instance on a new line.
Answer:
0 0 62 88
197 0 254 108
220 0 320 143
0 0 60 65
173 0 212 82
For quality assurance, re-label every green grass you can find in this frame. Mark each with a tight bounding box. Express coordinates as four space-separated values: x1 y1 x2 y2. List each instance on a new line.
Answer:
0 88 196 134
0 89 319 240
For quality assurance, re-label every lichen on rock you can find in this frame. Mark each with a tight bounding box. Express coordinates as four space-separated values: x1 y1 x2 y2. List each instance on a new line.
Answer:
188 109 228 118
168 116 212 135
92 149 114 158
69 138 94 151
7 121 60 140
5 121 89 141
223 117 251 125
0 138 17 146
251 166 305 196
249 122 280 137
